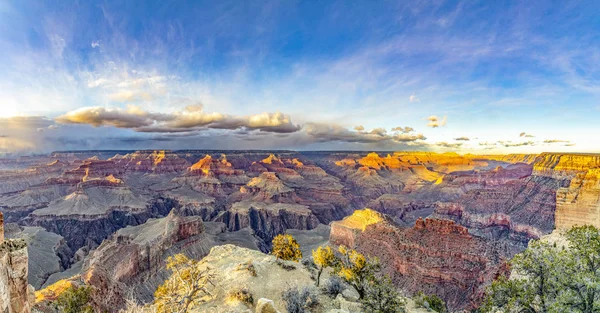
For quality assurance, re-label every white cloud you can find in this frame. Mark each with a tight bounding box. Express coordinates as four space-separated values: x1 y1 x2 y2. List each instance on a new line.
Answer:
426 115 447 128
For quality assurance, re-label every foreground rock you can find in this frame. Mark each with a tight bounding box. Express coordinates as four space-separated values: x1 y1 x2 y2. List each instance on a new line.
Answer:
0 213 33 313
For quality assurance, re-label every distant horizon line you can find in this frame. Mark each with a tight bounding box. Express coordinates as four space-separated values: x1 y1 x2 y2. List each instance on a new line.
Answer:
2 149 599 158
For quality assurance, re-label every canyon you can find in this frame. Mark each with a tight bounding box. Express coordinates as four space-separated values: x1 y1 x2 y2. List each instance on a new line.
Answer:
0 150 599 311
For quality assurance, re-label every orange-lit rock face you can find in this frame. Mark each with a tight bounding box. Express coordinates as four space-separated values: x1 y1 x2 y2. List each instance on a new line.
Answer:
329 209 386 247
188 154 236 176
533 153 600 229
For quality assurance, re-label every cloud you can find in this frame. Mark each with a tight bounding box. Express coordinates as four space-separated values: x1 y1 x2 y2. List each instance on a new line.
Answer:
426 115 447 128
454 137 470 141
409 95 419 102
543 139 570 144
37 124 62 132
56 105 302 134
498 140 535 147
305 123 426 144
56 106 160 128
436 142 463 149
91 41 101 48
479 141 497 147
391 126 414 133
369 128 387 136
520 132 535 138
353 125 365 131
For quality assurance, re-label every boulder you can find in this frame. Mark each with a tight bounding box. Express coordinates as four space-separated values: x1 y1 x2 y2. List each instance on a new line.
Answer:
256 298 280 313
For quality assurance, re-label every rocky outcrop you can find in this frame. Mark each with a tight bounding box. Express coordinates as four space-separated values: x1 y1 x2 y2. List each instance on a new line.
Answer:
34 212 218 312
149 244 365 313
79 212 215 311
330 209 507 311
0 213 33 313
173 154 250 197
533 153 600 229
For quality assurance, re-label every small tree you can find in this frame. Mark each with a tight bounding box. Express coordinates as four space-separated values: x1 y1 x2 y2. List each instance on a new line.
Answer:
481 226 600 313
54 285 94 313
361 275 405 313
312 245 335 286
272 234 302 262
154 254 215 313
335 245 380 299
482 240 563 313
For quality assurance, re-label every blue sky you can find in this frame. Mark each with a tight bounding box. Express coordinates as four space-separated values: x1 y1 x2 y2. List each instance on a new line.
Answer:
0 0 598 154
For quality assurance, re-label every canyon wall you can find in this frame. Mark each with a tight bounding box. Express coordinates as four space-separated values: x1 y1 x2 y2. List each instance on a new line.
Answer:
533 153 600 229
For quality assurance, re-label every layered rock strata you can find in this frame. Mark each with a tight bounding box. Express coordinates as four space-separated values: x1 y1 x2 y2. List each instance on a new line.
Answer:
330 209 507 310
533 153 600 229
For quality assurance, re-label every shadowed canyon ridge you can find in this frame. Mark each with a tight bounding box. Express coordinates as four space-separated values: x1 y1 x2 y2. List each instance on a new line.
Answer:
0 150 599 311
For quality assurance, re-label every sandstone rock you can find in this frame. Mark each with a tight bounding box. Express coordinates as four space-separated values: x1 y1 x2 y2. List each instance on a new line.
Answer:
341 287 360 302
329 209 389 247
255 298 280 313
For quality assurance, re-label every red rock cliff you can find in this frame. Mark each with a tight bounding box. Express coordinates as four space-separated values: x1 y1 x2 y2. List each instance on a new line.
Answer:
330 210 508 311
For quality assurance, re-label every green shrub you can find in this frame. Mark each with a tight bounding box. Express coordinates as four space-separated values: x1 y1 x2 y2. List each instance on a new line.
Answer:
54 285 94 313
414 292 446 313
282 285 319 313
361 276 405 313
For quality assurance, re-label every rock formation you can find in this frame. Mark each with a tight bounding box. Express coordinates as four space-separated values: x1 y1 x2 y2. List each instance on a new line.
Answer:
0 213 32 313
36 212 216 312
533 153 600 229
330 209 508 311
215 201 320 249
